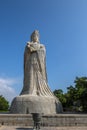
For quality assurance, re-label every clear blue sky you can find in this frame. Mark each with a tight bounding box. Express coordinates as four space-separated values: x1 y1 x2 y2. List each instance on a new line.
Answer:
0 0 87 102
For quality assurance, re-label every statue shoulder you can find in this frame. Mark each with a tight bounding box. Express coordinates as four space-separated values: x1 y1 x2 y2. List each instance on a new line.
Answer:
40 43 45 48
26 41 34 49
27 41 32 46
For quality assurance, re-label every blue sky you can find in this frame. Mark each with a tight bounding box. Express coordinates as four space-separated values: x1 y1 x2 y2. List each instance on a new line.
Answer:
0 0 87 102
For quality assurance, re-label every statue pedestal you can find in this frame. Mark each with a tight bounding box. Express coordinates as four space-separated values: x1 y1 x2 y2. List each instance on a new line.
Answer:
10 95 62 114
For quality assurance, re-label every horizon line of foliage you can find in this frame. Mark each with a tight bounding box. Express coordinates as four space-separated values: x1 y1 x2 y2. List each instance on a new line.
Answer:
0 76 87 112
0 95 9 111
53 76 87 112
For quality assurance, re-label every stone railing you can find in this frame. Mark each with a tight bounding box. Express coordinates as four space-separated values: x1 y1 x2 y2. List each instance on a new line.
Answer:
0 114 87 126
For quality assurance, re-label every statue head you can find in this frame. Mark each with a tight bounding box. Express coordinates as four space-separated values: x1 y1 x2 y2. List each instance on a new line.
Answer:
31 30 40 43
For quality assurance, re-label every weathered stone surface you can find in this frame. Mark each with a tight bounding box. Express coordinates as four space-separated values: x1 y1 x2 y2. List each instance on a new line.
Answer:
0 114 87 127
10 30 63 114
10 95 62 114
1 126 87 130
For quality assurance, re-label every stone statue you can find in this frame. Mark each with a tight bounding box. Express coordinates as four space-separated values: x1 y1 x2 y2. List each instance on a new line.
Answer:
10 30 63 114
21 30 54 96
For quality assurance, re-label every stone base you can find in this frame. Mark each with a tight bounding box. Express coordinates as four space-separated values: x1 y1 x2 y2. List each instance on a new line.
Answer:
10 95 63 114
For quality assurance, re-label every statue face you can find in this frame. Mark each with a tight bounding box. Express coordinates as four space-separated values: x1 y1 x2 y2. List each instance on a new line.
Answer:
31 30 39 43
32 35 39 42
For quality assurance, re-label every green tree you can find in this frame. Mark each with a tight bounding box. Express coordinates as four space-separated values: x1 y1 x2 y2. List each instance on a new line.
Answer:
65 85 78 111
0 95 9 111
53 76 87 112
74 77 87 111
53 89 67 108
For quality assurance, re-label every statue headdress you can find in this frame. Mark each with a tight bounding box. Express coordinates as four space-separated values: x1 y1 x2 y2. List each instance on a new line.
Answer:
31 30 40 42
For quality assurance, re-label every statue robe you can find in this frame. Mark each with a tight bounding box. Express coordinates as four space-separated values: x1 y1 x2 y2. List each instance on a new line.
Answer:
21 42 53 96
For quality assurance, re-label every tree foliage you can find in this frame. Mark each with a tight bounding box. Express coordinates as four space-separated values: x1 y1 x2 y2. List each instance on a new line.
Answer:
53 89 67 108
74 77 87 111
53 76 87 112
0 95 9 111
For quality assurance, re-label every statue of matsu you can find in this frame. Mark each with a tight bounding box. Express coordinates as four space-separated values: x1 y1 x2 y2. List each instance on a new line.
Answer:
10 30 63 114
